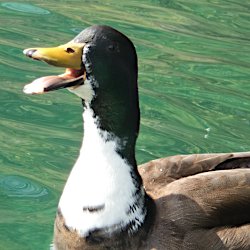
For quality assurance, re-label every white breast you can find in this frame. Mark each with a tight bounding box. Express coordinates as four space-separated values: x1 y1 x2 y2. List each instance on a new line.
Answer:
58 107 145 236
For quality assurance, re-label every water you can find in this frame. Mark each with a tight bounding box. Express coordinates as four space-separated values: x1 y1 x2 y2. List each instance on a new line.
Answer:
0 0 249 249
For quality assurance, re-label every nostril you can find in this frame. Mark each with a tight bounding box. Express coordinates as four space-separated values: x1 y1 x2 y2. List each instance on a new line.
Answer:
66 47 75 53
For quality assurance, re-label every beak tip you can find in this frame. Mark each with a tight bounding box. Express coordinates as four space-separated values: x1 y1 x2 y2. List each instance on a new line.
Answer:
23 83 45 95
23 49 28 55
23 85 33 94
23 48 37 58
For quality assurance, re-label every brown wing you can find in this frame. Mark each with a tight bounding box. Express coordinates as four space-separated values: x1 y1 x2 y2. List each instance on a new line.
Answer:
139 152 250 197
138 152 250 249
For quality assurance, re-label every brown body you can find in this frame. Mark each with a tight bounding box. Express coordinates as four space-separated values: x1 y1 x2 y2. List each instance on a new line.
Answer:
22 25 250 250
54 152 250 250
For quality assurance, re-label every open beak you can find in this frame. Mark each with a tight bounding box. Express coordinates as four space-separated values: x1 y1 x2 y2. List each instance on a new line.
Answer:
23 42 86 94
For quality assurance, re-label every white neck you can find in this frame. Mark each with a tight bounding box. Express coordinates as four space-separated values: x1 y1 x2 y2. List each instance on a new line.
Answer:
58 106 146 236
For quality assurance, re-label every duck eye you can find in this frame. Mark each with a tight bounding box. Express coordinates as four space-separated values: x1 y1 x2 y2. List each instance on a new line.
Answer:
108 44 115 51
66 47 75 53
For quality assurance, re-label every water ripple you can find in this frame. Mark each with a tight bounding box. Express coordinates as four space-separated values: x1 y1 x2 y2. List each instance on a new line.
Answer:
0 175 49 198
1 2 50 15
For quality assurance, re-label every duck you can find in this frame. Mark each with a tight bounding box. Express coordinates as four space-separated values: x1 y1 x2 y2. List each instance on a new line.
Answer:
23 25 250 250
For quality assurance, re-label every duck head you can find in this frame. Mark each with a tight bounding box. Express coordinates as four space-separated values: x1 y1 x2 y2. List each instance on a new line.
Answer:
23 25 140 161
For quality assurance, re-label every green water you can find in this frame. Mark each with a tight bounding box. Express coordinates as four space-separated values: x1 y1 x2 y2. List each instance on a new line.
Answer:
0 0 250 249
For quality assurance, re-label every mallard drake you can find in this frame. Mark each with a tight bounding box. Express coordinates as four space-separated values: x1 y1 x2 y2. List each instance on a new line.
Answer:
23 25 250 250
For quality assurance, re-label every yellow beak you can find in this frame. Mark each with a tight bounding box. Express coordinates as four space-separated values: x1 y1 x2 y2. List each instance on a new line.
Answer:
23 42 85 69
